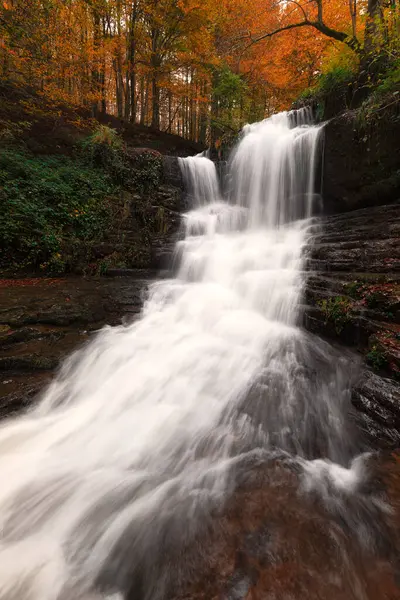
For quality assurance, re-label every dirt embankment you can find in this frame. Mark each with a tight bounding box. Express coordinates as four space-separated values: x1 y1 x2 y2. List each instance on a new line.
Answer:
0 81 204 157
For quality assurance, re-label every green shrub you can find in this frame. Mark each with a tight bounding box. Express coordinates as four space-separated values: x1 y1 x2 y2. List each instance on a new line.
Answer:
296 66 356 120
81 125 130 184
129 150 163 192
0 149 113 272
80 125 162 193
0 125 164 274
317 66 355 96
355 57 400 126
89 124 123 149
376 58 400 94
367 345 388 371
318 296 353 333
345 280 363 299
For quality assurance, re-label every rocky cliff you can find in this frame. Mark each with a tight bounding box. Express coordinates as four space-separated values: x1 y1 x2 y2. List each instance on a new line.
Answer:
84 151 186 275
322 107 400 214
304 105 400 447
304 203 400 447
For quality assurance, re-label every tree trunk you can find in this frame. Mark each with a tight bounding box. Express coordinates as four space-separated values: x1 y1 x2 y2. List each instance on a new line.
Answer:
130 70 136 123
124 70 130 120
100 17 107 114
140 76 146 125
114 59 124 118
151 75 160 129
364 0 384 56
91 8 101 117
199 81 208 145
150 28 160 129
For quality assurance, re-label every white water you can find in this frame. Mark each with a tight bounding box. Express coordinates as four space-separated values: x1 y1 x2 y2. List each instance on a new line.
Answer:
0 110 374 600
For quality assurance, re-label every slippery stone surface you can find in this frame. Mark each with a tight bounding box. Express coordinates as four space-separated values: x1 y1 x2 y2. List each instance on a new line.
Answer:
304 202 400 447
166 460 400 600
353 371 400 448
0 276 153 416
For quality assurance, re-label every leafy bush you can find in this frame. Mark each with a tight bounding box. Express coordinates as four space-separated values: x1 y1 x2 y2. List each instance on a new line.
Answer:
89 124 123 149
296 65 356 120
317 66 355 96
80 125 162 192
0 149 113 272
128 150 163 192
0 124 165 274
318 296 353 333
367 345 388 371
376 58 400 94
356 57 400 125
81 125 130 184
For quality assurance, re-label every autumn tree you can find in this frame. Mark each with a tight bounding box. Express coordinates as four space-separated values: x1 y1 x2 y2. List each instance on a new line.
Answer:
1 0 397 141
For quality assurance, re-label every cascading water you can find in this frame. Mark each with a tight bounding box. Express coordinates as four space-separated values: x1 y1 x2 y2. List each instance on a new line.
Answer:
0 111 386 600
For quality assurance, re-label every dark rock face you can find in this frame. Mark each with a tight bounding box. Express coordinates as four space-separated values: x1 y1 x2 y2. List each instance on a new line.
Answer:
323 112 400 214
353 371 400 448
91 152 186 273
163 155 185 191
0 276 153 416
304 202 400 447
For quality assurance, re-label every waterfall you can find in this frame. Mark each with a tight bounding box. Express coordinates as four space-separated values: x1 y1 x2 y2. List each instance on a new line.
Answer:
177 154 220 207
0 111 381 600
229 110 322 226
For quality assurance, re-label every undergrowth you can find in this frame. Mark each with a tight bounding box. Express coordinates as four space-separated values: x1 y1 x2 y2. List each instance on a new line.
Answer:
318 296 354 333
367 345 389 371
297 49 399 123
0 148 114 274
297 65 356 120
80 126 162 192
0 124 164 274
357 58 400 126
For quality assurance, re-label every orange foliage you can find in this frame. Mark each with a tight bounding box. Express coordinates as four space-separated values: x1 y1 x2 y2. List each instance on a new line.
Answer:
0 0 376 138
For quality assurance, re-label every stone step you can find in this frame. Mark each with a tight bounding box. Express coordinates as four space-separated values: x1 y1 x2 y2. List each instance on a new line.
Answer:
349 355 400 450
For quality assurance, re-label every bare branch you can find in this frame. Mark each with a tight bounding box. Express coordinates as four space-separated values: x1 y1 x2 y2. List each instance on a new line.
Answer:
286 0 309 21
245 21 311 50
241 18 360 56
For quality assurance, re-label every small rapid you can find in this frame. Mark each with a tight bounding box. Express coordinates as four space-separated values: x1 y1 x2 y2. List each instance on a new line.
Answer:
0 109 387 600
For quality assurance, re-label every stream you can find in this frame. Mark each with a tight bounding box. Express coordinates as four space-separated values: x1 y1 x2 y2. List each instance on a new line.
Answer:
0 109 399 600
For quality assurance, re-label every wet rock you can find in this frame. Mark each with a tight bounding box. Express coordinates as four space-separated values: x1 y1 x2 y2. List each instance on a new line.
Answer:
352 370 400 439
163 155 184 190
304 202 400 446
92 243 116 259
0 326 65 346
0 373 50 419
168 461 400 600
0 276 152 415
151 236 179 272
323 112 400 214
106 268 149 277
0 354 59 372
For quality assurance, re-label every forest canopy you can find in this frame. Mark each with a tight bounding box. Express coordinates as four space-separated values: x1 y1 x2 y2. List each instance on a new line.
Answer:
1 0 399 145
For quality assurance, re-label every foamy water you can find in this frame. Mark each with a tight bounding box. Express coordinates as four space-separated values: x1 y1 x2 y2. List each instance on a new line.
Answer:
0 109 376 599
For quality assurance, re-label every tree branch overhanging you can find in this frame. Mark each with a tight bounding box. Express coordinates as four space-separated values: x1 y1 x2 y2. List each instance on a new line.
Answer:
242 16 360 55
